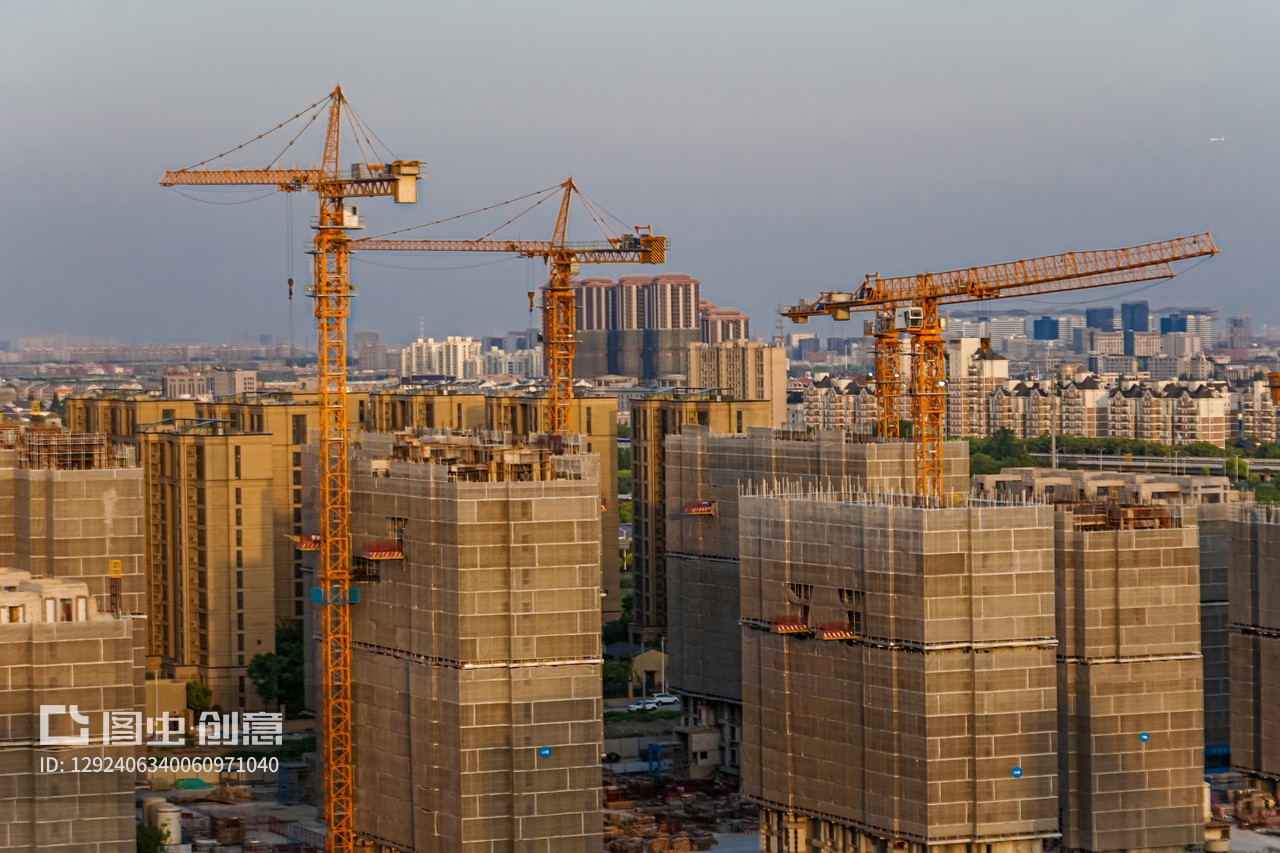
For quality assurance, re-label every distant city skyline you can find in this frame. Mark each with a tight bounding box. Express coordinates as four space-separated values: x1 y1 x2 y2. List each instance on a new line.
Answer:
4 3 1277 345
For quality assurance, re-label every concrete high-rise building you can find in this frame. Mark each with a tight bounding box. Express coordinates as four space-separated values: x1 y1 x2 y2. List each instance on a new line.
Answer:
1230 506 1280 786
334 432 603 852
1227 316 1252 350
210 367 257 397
68 391 365 631
740 494 1059 851
0 426 146 852
0 570 144 853
400 336 483 379
1055 504 1205 851
945 337 1009 437
572 274 753 380
686 340 788 427
666 430 969 778
700 300 751 344
974 467 1234 773
0 428 148 708
136 420 275 711
364 388 624 621
630 394 774 641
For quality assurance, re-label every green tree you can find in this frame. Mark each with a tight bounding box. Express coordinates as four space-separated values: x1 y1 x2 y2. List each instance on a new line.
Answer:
603 618 630 646
247 621 305 715
617 501 633 524
617 469 633 494
603 658 632 691
969 453 1001 476
617 447 632 471
137 822 168 853
185 681 212 713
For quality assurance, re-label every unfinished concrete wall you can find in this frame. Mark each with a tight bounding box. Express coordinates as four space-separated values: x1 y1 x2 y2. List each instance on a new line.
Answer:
1055 508 1204 853
0 571 143 852
666 431 970 775
1230 505 1280 784
344 435 603 853
1199 502 1231 759
740 494 1056 850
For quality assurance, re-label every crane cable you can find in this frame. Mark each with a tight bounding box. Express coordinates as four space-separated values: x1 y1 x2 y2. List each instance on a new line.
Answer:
170 188 277 204
1016 255 1216 307
351 255 519 272
360 183 566 241
179 92 330 172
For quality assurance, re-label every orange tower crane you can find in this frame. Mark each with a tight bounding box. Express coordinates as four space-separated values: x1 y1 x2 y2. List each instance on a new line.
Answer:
160 86 422 853
784 233 1220 501
350 178 668 434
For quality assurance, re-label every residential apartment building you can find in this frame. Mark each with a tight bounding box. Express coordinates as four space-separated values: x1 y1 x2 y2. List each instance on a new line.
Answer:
136 420 275 711
630 394 774 641
686 339 788 427
572 274 751 380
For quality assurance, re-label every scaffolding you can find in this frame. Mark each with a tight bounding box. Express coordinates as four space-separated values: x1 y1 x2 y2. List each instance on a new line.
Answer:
19 429 132 470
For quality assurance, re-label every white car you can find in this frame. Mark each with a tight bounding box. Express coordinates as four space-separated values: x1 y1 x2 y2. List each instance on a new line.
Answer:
628 699 658 712
651 693 681 707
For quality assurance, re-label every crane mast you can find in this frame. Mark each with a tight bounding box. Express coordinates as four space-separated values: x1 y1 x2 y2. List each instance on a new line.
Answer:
785 233 1219 501
161 86 421 853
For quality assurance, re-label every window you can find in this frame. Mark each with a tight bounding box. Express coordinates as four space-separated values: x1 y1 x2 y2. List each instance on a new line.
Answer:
787 583 813 601
235 488 242 505
236 593 244 609
233 446 241 479
236 571 243 589
235 509 242 526
237 614 244 631
235 530 242 547
292 414 307 446
388 517 408 542
236 551 243 568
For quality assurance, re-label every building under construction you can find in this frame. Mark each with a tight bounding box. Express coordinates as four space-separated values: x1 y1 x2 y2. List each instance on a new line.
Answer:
665 429 969 778
1055 502 1205 852
975 468 1233 770
324 430 603 852
735 471 1208 852
1230 505 1280 788
0 426 146 853
740 490 1060 852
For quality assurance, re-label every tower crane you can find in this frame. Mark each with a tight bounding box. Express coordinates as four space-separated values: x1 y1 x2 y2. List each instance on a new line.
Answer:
784 233 1220 501
350 178 668 434
160 86 422 853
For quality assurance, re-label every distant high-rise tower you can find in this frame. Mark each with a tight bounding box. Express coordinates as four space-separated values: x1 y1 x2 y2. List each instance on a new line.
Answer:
1228 316 1252 349
1032 315 1060 340
1086 306 1116 331
1120 301 1150 332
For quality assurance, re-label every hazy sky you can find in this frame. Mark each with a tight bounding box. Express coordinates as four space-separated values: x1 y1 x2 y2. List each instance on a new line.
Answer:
3 2 1277 346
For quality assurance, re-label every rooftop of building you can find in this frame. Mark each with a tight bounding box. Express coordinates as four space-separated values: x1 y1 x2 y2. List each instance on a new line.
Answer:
363 429 598 483
0 425 137 469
